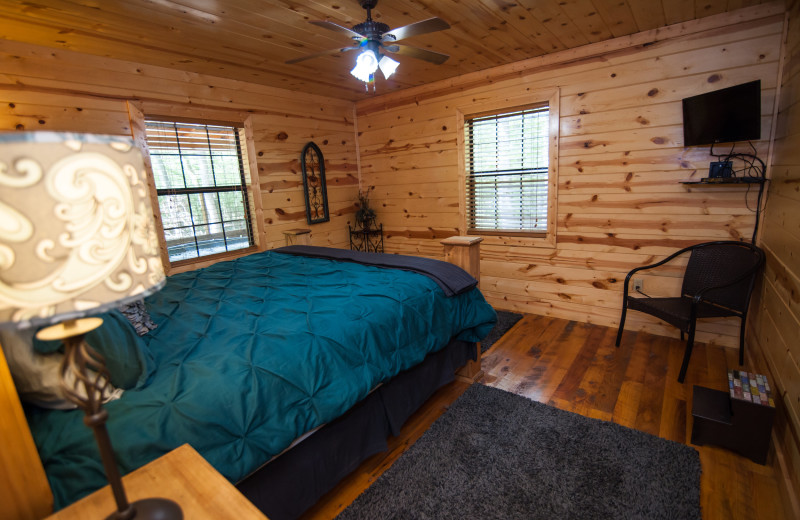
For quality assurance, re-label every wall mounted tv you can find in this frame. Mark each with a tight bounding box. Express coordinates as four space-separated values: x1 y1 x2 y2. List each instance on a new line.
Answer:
682 80 761 146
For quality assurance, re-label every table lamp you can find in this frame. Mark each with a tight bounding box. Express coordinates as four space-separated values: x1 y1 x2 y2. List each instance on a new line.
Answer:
0 132 182 519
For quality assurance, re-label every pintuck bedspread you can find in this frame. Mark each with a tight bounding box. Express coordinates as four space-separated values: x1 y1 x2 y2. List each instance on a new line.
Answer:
26 248 496 510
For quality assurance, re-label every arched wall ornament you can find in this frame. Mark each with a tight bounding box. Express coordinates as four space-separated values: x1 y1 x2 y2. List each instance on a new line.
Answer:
301 142 329 225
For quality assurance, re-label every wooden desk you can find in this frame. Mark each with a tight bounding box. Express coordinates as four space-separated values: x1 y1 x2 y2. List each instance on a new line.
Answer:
46 444 267 519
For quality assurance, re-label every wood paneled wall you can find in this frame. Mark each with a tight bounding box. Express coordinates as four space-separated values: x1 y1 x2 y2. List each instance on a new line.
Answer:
0 1 795 514
0 39 359 274
355 5 784 349
748 0 800 513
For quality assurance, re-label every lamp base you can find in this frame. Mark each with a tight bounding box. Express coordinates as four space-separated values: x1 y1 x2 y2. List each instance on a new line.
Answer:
39 319 184 520
107 498 183 520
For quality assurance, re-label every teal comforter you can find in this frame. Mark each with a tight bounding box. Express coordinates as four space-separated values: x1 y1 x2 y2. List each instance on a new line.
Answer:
27 250 496 510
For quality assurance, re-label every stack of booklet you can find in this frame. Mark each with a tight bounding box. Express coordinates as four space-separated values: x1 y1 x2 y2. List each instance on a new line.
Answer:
728 370 774 407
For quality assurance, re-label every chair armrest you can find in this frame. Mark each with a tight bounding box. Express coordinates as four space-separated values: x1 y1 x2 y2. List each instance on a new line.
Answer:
622 244 697 298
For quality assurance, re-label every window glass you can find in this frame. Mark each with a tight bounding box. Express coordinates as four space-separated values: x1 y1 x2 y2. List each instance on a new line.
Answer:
465 105 550 234
145 120 254 262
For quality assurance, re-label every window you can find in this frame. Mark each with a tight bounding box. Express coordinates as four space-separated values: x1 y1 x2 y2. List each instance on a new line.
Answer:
145 120 255 263
465 103 551 235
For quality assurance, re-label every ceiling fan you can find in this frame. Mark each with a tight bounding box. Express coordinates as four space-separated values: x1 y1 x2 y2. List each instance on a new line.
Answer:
286 0 450 89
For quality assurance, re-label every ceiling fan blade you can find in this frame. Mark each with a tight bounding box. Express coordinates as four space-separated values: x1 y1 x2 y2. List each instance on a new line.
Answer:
386 43 449 65
383 17 450 42
309 20 366 40
285 46 359 65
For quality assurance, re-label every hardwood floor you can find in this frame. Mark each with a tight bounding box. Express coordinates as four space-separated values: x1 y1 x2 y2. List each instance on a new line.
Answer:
302 314 789 520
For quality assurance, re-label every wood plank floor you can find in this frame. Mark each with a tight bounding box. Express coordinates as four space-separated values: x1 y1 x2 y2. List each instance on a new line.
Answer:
302 314 789 520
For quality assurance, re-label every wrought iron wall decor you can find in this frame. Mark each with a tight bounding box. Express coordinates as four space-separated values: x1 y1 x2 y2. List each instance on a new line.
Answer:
301 141 330 224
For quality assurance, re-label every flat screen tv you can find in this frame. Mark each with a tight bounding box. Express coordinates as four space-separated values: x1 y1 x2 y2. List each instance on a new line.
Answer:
682 80 761 146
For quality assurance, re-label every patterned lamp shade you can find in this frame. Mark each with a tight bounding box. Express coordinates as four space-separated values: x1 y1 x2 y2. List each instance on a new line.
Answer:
0 132 166 329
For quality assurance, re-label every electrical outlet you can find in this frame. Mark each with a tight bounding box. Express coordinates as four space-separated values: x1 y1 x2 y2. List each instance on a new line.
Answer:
633 278 643 292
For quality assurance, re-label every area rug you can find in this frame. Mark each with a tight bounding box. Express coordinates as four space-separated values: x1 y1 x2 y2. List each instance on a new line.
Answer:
337 384 701 520
480 310 523 353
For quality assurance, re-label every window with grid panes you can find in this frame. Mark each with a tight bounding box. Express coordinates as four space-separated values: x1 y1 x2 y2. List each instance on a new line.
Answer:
145 120 255 263
465 104 550 234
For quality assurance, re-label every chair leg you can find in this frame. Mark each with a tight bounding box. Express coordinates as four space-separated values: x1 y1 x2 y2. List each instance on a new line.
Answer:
739 315 747 366
615 299 628 347
678 325 696 383
681 331 685 341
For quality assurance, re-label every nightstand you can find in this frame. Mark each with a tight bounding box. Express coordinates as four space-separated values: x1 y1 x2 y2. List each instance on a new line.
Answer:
46 444 268 519
691 370 776 464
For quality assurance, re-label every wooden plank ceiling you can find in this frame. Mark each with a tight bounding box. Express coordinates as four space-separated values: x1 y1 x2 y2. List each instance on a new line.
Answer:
0 0 770 101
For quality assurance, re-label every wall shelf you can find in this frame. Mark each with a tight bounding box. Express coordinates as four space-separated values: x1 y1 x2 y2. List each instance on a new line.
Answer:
681 177 765 185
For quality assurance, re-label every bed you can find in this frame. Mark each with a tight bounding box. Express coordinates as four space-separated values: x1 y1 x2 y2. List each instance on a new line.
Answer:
4 243 496 519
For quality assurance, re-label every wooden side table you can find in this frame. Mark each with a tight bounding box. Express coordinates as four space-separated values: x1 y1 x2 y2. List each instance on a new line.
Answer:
283 228 310 246
46 444 268 519
691 370 776 465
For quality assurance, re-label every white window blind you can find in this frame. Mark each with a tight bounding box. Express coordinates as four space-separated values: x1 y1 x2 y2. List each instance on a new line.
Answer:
145 120 254 262
465 104 550 234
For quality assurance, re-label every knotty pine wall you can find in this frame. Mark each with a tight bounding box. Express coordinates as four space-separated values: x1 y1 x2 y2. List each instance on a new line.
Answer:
748 0 800 510
355 6 785 349
0 39 359 275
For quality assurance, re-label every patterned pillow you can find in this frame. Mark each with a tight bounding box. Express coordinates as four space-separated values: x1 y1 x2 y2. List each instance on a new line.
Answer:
117 299 158 336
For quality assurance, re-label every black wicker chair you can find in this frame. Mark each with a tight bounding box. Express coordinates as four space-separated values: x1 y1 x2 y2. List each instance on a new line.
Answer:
615 241 764 383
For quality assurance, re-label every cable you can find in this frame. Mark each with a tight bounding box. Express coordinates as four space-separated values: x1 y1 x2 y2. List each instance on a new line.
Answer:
751 180 766 243
707 141 767 243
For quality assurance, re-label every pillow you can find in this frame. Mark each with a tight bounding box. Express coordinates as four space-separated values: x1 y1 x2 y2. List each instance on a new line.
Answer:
117 299 158 336
33 309 157 391
0 327 123 410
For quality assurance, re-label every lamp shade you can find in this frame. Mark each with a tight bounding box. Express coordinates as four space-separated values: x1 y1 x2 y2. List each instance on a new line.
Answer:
378 55 399 79
0 132 165 329
350 49 379 83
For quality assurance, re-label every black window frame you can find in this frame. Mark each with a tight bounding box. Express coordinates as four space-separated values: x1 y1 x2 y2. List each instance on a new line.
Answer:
144 119 256 263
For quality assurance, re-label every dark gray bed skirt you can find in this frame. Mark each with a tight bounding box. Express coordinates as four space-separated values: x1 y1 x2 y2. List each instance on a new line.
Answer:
236 339 476 520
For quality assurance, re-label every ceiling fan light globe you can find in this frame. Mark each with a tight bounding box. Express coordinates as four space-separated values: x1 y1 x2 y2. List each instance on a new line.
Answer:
378 55 399 79
358 49 379 71
350 67 372 83
351 49 379 83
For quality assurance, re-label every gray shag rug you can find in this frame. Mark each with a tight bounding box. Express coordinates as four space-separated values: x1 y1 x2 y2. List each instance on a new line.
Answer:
337 384 701 520
481 310 523 354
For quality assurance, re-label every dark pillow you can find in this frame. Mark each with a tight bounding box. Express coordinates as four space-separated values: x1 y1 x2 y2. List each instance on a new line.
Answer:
117 300 158 336
0 327 122 410
33 309 156 390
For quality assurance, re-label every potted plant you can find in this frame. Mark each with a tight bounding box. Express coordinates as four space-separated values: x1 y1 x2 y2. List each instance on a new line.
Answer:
355 188 376 230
